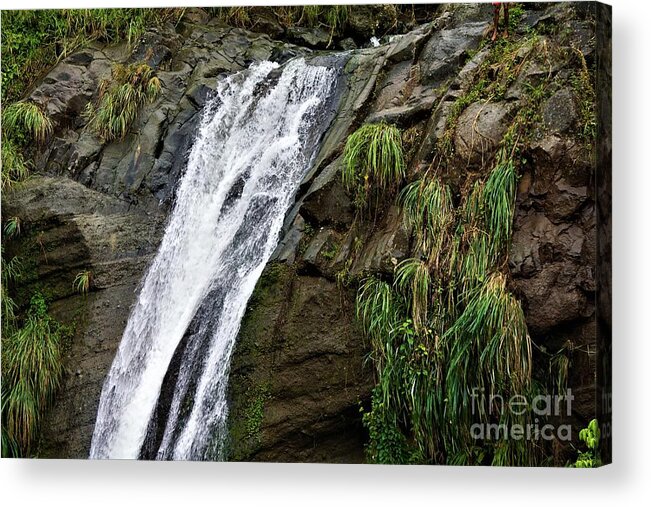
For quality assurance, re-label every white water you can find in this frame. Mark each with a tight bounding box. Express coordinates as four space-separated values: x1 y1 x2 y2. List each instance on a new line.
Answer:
90 58 337 460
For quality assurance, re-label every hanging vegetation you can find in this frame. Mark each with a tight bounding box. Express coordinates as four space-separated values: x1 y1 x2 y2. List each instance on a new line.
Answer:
85 62 161 142
342 122 405 210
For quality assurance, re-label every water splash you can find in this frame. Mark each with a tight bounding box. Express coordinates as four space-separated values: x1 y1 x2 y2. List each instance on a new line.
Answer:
90 58 337 460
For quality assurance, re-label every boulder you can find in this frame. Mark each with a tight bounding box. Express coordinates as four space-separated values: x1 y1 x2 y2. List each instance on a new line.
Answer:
454 101 513 166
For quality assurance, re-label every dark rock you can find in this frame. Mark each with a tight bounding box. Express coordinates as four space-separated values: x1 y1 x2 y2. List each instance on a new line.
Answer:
286 26 330 49
228 267 372 463
30 60 98 128
301 157 355 230
543 88 578 134
420 20 488 85
352 206 410 275
347 5 399 40
271 214 306 264
338 38 358 51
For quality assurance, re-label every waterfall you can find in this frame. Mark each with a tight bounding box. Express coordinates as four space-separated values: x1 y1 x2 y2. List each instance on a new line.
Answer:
90 58 338 460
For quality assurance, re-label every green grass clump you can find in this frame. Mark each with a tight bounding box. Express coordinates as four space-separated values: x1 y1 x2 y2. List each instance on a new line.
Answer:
85 62 161 142
1 293 65 456
399 178 454 264
73 270 92 295
1 138 29 189
394 258 431 331
343 122 405 210
1 249 21 328
481 155 518 256
356 277 403 364
2 101 53 144
1 101 53 188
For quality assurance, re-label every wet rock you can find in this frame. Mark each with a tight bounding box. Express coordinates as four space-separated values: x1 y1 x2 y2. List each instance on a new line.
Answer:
301 157 355 230
272 214 306 264
229 268 372 463
352 206 410 275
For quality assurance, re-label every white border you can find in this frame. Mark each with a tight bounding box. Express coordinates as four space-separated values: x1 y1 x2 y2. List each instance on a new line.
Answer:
2 1 650 505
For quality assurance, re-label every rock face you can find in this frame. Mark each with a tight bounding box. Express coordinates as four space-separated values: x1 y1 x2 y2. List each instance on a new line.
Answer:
2 4 605 463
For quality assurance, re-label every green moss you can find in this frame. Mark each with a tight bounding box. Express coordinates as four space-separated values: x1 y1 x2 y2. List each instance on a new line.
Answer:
320 240 340 261
228 381 271 461
242 383 271 441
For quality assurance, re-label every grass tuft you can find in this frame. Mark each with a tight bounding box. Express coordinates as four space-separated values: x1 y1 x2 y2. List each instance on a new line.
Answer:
1 138 29 189
85 62 161 142
399 177 454 265
1 293 64 456
394 258 430 331
343 122 405 210
73 270 92 295
2 101 53 144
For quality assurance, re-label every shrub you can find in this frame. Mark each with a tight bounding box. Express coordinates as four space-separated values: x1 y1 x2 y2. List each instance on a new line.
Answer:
572 419 602 468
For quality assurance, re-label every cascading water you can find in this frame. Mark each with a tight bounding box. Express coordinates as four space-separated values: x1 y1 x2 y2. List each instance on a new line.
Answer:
90 58 338 460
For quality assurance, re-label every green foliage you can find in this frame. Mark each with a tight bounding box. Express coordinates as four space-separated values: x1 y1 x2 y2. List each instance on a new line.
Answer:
508 3 526 32
84 62 161 142
73 270 92 295
481 155 518 256
4 216 22 239
1 8 182 103
343 122 405 210
442 272 533 464
2 101 53 144
356 277 402 366
399 178 454 265
1 293 65 456
362 387 423 464
1 101 52 188
1 138 29 189
572 419 602 468
214 6 351 45
570 48 597 145
358 86 538 464
394 258 430 331
216 7 251 28
1 250 22 328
